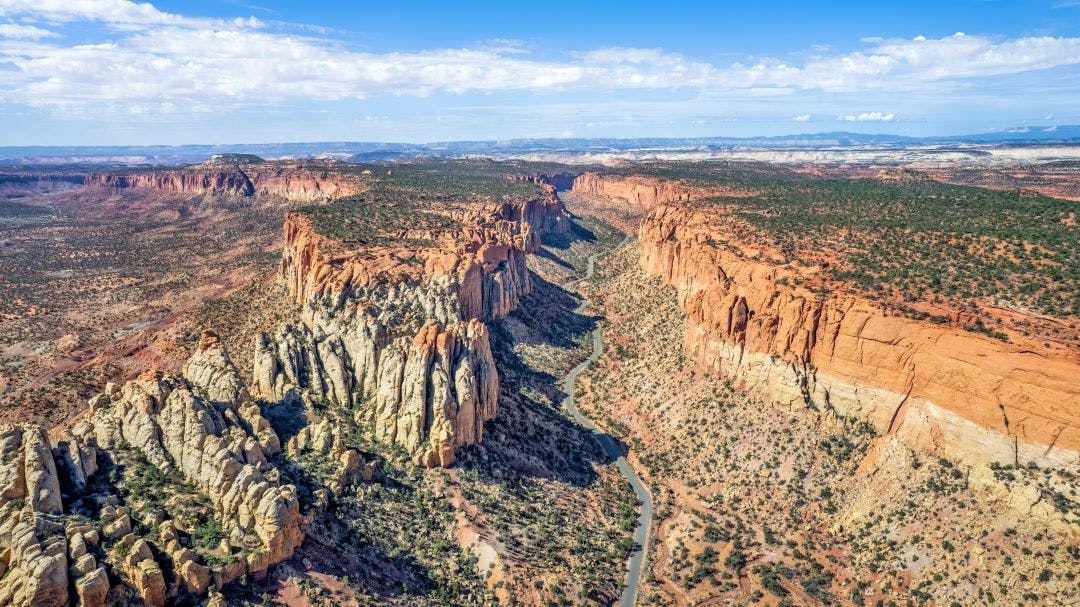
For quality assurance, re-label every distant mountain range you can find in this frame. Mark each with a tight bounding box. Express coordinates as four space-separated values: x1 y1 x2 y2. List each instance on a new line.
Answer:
3 126 1079 165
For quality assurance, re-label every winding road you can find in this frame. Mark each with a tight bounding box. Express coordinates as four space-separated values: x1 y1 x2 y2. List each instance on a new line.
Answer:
561 236 653 607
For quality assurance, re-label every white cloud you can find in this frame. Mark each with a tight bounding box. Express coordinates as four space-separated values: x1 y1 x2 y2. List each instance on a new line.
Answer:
0 0 261 30
2 0 193 27
0 24 58 39
792 113 811 122
0 3 1078 117
839 112 896 122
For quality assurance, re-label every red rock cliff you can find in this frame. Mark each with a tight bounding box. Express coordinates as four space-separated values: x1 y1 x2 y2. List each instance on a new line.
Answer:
279 191 568 321
572 172 718 208
638 204 1079 467
86 163 366 202
86 171 255 197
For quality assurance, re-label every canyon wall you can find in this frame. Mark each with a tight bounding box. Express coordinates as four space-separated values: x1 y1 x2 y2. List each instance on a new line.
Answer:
637 204 1079 468
85 164 366 202
528 172 577 191
253 192 570 467
86 171 256 197
571 172 718 208
244 166 367 201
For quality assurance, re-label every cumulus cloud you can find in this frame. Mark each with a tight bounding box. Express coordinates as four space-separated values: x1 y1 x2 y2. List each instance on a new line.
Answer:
839 112 896 122
0 2 1078 117
792 114 811 122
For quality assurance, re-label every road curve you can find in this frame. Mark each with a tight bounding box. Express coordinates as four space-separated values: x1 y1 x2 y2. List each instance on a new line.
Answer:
561 236 653 607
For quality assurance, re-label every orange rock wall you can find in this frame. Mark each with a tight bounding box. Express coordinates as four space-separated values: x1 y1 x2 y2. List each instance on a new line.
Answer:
86 171 255 196
280 193 568 322
638 204 1079 467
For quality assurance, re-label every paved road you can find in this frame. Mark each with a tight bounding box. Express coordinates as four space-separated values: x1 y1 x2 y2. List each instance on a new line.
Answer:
561 237 653 607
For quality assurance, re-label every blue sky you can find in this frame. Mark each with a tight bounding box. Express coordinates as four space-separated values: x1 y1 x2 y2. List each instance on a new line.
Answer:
1 0 1079 145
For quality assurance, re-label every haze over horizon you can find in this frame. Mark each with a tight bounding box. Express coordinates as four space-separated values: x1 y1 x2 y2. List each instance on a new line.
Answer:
2 0 1080 146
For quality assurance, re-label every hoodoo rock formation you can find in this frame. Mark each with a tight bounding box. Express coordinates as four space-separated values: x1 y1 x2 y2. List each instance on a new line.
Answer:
0 425 71 607
0 332 330 607
571 171 1079 468
253 186 570 466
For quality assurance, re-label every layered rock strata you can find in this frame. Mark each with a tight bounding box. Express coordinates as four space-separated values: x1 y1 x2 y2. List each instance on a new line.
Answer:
571 172 719 208
637 204 1080 468
86 171 256 197
85 162 366 202
254 190 569 466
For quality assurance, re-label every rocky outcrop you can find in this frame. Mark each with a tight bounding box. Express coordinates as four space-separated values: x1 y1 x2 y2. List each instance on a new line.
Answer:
0 425 70 607
0 428 112 607
52 421 99 498
66 524 107 607
286 419 373 497
571 172 717 208
159 521 211 595
638 204 1080 468
244 165 366 202
86 171 255 197
87 367 305 573
113 536 165 607
0 332 337 606
85 161 367 202
256 190 568 467
183 329 249 405
258 218 505 468
529 172 577 191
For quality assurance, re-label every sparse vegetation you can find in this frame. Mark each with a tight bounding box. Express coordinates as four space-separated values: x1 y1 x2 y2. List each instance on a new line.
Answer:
574 240 1079 607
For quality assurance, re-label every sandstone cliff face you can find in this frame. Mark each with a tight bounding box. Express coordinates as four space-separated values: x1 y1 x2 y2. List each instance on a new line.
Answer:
244 166 367 202
572 172 715 208
492 191 572 245
255 317 498 468
530 173 577 191
86 171 256 197
86 162 366 202
255 193 569 467
638 204 1080 468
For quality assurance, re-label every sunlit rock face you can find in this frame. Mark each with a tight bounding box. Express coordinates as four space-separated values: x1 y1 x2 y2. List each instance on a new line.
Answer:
255 188 570 466
85 161 367 202
637 202 1079 468
0 337 306 607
